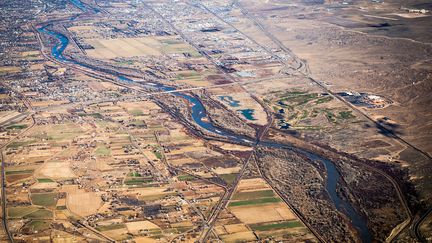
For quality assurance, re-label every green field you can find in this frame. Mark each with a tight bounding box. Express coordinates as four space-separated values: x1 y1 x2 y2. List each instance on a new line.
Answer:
7 140 35 149
232 190 275 201
315 96 333 104
139 192 177 201
116 60 135 66
95 145 111 156
8 206 39 218
178 174 195 181
153 150 163 160
175 71 201 80
147 228 163 238
174 226 193 233
278 92 318 106
339 111 355 119
31 193 58 207
25 209 53 219
271 91 357 131
5 169 34 175
6 124 28 130
124 177 153 185
130 120 145 126
5 169 34 183
130 109 144 116
128 171 141 177
78 113 103 119
27 220 51 232
325 110 337 123
96 223 126 231
250 220 303 231
219 173 238 185
229 197 282 207
37 178 54 183
160 39 183 45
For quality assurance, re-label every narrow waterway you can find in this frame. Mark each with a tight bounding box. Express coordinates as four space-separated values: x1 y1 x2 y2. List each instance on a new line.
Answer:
303 149 372 242
38 23 371 243
69 0 86 11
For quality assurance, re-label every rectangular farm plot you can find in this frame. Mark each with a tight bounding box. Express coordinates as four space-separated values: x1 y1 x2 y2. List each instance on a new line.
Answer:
250 220 303 231
37 161 75 179
5 169 34 183
220 178 315 241
232 189 275 201
86 38 161 59
224 223 250 234
124 173 154 186
8 206 39 218
125 220 160 235
8 206 53 219
85 36 198 59
229 203 296 224
220 231 257 243
30 192 58 207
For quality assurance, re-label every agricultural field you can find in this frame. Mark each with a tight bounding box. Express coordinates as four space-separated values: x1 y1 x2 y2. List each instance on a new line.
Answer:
30 193 58 207
2 98 244 242
172 70 213 87
63 185 102 217
1 0 430 241
214 178 317 242
5 166 36 184
84 36 200 59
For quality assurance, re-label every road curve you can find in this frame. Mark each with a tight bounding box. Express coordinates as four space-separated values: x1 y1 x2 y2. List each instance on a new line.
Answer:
414 208 432 242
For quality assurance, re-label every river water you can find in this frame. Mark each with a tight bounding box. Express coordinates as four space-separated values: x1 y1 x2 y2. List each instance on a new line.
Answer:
38 20 371 242
69 0 86 11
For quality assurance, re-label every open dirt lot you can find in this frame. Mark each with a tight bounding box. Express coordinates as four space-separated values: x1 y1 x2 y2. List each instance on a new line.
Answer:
220 231 257 243
229 203 296 224
37 161 75 179
84 36 197 59
86 37 162 59
126 221 160 234
63 185 102 217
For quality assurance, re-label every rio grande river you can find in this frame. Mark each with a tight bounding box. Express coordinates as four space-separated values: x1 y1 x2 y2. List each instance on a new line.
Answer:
38 21 372 242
